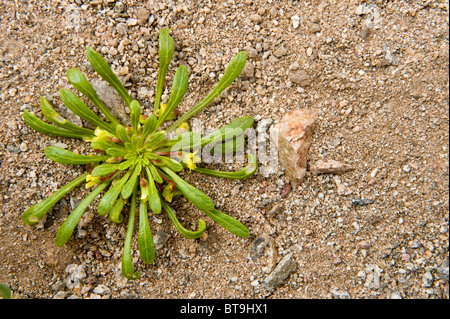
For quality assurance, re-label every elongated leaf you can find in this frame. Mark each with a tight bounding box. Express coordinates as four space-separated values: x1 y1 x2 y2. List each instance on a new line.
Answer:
138 199 155 264
59 89 114 133
23 111 88 139
201 116 254 147
145 168 161 214
146 164 163 184
55 176 114 246
86 46 132 107
97 170 131 215
129 100 141 133
44 146 110 165
140 115 157 144
0 283 12 299
109 195 126 224
154 28 174 113
161 200 206 239
40 96 95 136
155 65 189 128
122 185 140 280
161 167 215 212
194 153 257 179
21 173 88 225
115 125 131 144
67 68 120 126
121 163 141 199
151 154 183 172
167 51 247 132
203 208 249 237
91 163 120 177
118 159 133 171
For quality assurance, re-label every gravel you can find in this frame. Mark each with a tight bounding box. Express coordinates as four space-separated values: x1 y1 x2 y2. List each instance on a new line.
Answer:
0 0 448 300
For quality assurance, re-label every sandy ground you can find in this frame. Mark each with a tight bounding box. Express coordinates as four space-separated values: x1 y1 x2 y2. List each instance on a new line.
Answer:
0 0 448 299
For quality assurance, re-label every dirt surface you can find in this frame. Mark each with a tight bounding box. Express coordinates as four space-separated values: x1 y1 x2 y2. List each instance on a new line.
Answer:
0 0 448 299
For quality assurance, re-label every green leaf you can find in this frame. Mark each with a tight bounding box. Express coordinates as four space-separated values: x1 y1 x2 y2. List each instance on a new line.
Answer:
201 116 254 147
151 154 183 172
59 89 114 133
55 176 115 247
161 167 215 212
97 170 132 215
167 51 247 132
194 153 257 179
121 164 141 199
145 168 161 214
91 163 120 177
115 125 131 144
138 199 155 264
44 146 110 165
0 283 12 299
202 208 249 237
40 96 95 136
161 200 206 239
109 195 126 224
21 173 88 225
154 28 174 113
67 68 121 126
129 100 141 134
146 164 163 184
155 64 189 127
122 185 140 280
86 46 132 107
23 111 89 139
140 115 157 144
118 159 133 171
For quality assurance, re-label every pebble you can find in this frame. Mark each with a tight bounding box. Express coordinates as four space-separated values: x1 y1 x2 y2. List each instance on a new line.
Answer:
289 70 312 87
421 272 434 288
291 15 300 29
263 252 297 291
153 231 169 250
93 284 111 295
248 14 262 24
330 288 351 299
436 258 449 282
309 160 354 175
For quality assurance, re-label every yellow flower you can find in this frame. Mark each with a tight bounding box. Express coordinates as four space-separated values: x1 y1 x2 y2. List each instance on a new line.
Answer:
85 174 101 189
180 150 200 171
175 122 190 136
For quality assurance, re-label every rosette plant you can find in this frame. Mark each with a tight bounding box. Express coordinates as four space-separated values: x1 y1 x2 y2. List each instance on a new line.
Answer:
21 29 257 279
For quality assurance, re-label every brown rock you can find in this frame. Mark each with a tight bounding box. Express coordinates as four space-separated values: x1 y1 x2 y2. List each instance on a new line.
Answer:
309 159 354 175
271 109 318 184
289 70 312 87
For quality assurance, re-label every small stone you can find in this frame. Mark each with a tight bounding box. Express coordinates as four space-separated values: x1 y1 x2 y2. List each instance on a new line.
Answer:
249 235 278 271
271 109 318 184
422 272 434 288
136 7 150 25
249 14 262 23
240 61 255 80
289 70 312 87
408 239 422 249
19 142 28 152
8 88 17 97
263 252 297 291
126 18 138 27
310 160 354 175
358 241 371 249
53 291 68 299
153 231 169 250
93 284 111 295
330 288 351 299
273 46 288 58
308 22 322 33
437 258 449 282
390 292 402 299
291 15 300 29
